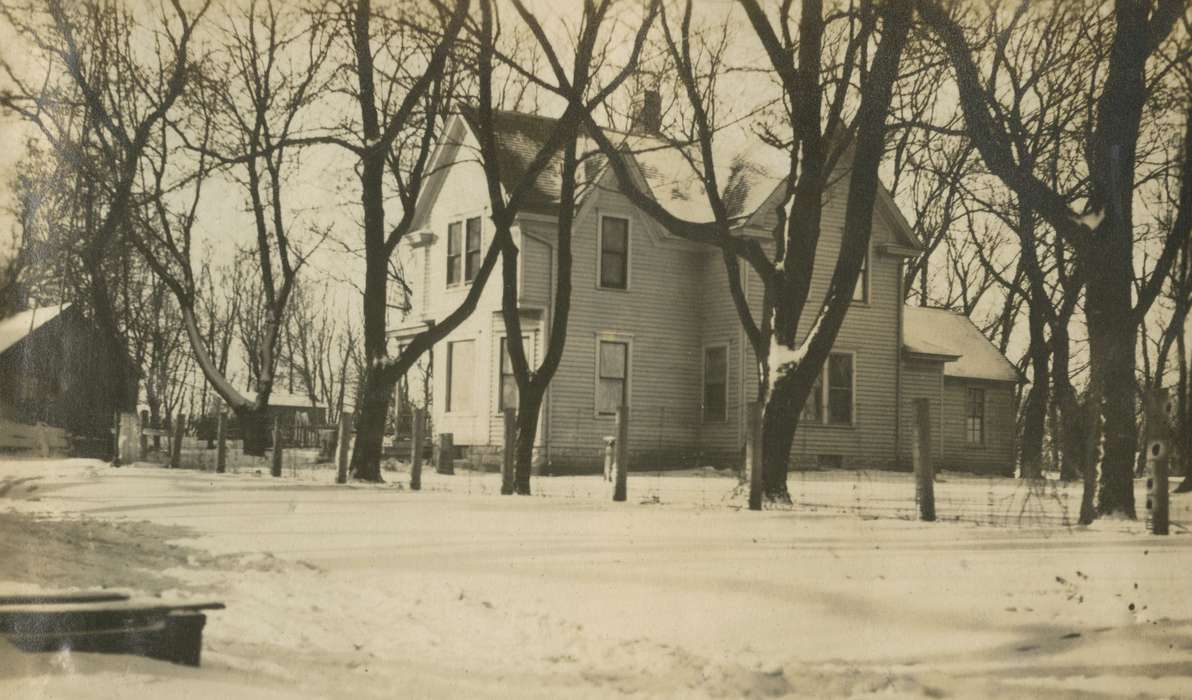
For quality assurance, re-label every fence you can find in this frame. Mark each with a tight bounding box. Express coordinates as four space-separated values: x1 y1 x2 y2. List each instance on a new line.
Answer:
107 409 1186 533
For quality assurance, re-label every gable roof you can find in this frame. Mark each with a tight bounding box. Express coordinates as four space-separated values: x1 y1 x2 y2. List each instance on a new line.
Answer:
903 306 1022 383
444 108 922 250
268 391 319 409
0 304 69 356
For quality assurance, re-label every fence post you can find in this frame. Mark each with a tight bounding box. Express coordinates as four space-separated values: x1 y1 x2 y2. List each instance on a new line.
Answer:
335 412 353 484
746 402 763 511
410 408 425 491
912 398 936 522
1145 388 1172 535
271 415 283 478
436 433 455 475
613 405 629 502
170 413 186 469
216 412 227 474
501 408 516 495
112 411 122 467
139 410 149 459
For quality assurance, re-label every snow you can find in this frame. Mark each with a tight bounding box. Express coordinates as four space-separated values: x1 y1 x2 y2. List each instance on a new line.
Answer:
0 304 69 356
1073 208 1105 231
903 306 1022 382
2 458 1190 698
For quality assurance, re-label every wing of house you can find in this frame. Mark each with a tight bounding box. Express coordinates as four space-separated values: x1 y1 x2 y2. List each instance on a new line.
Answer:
391 106 1019 475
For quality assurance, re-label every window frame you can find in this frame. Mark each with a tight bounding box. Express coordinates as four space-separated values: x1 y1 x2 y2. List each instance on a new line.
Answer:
445 339 476 415
966 387 986 445
497 335 531 413
702 343 729 423
597 213 631 291
594 333 632 416
464 216 482 282
446 221 462 286
852 247 870 303
800 351 857 428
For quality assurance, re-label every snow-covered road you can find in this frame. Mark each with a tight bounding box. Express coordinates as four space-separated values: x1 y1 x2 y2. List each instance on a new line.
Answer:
2 459 1190 698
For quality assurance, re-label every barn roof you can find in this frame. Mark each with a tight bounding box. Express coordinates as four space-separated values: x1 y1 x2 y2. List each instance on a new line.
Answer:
0 304 70 356
903 306 1022 383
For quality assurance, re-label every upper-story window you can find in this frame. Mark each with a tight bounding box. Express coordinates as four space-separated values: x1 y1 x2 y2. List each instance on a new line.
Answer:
447 216 482 286
599 216 629 289
852 250 869 302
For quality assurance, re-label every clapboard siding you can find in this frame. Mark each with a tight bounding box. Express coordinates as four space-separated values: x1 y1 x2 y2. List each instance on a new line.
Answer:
540 184 705 465
696 254 744 460
414 140 502 447
728 173 903 468
941 378 1016 475
899 358 946 466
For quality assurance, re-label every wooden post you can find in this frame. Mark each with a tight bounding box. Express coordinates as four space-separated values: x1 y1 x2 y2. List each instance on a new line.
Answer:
215 412 227 474
112 411 122 467
746 401 763 511
271 415 283 478
436 433 455 475
912 398 936 522
603 437 616 482
139 410 149 459
501 408 516 495
613 405 629 502
1145 389 1172 535
170 413 186 469
335 412 353 484
410 408 425 491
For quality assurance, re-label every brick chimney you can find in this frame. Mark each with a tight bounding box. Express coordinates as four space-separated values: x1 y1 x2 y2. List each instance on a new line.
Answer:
631 89 662 135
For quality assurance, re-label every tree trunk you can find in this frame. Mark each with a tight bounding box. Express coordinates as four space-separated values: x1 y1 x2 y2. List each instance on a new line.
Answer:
1176 326 1191 491
511 384 546 495
349 365 388 482
346 144 390 483
237 404 270 457
1019 304 1049 479
1084 252 1138 518
1052 324 1082 481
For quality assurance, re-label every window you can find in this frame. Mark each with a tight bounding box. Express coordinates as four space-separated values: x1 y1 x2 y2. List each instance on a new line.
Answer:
703 346 728 422
853 250 869 302
966 388 985 445
597 340 628 414
446 217 482 285
446 222 462 285
446 340 475 412
465 217 481 281
827 354 854 425
599 216 629 289
801 372 824 423
498 336 529 411
800 353 854 426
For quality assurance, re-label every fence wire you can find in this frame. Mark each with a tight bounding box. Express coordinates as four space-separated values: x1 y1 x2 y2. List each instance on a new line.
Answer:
145 434 1185 533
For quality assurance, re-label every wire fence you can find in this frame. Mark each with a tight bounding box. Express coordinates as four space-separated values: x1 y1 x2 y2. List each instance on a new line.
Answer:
138 428 1184 533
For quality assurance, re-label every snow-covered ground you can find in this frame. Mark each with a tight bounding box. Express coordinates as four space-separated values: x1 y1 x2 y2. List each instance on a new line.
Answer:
2 458 1190 698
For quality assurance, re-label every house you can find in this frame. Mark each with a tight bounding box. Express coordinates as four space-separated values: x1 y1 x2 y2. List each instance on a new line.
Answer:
0 304 131 453
391 108 1021 475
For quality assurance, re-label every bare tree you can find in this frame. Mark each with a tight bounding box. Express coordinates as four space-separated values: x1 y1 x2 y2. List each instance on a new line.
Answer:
918 0 1190 518
579 0 914 502
0 0 210 415
469 0 658 495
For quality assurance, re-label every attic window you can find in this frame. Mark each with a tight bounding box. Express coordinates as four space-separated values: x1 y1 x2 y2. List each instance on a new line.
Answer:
599 216 629 289
447 216 482 286
852 250 869 302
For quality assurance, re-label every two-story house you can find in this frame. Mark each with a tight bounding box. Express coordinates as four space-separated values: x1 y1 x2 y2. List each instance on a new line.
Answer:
391 108 1021 476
